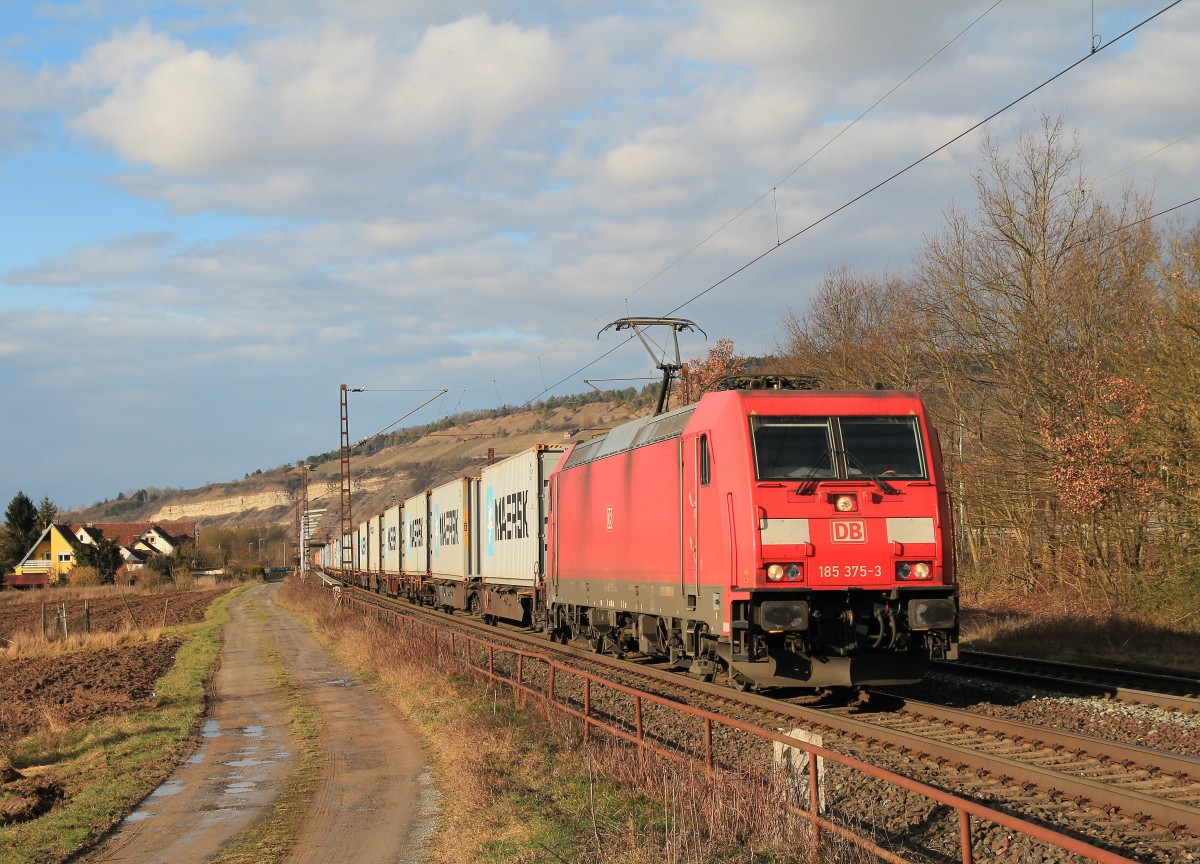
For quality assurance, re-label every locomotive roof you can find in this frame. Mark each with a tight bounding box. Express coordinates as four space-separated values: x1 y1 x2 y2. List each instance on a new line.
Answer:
562 388 924 471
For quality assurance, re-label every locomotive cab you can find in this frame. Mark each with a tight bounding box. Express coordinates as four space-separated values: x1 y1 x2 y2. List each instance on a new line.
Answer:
724 390 958 687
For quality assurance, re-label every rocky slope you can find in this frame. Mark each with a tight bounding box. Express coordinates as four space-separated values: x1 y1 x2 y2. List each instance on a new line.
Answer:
66 398 634 537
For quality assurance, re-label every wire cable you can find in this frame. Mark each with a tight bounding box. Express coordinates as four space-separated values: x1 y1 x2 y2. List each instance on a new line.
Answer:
447 1 1007 400
663 0 1184 319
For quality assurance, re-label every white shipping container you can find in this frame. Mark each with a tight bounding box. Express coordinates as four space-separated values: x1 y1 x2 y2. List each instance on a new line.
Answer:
357 520 369 571
367 516 380 572
430 478 471 580
480 445 564 588
403 492 430 575
382 505 402 574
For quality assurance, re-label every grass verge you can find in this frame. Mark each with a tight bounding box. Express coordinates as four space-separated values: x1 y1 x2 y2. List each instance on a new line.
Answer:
0 584 250 864
278 579 867 864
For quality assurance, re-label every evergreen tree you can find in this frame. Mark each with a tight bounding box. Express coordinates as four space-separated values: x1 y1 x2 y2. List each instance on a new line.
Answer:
76 538 123 583
0 491 39 573
35 496 59 534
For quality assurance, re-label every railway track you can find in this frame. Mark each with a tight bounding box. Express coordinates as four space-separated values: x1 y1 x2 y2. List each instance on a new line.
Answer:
337 582 1199 861
935 651 1200 714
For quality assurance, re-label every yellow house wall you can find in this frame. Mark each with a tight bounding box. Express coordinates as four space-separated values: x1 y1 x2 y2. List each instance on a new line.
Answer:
13 527 75 584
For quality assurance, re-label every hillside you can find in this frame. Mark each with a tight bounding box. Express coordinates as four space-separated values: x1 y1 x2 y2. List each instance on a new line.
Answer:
65 390 650 544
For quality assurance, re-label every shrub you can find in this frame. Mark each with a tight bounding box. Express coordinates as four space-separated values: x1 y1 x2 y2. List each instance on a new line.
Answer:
137 568 167 589
68 566 104 587
173 565 195 591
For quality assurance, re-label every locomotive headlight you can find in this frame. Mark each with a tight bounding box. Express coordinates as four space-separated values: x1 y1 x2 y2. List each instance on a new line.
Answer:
785 563 801 580
896 562 932 580
834 495 857 512
767 564 785 581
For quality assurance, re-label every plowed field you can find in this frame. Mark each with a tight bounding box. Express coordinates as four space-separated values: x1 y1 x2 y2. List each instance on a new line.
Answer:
0 586 234 829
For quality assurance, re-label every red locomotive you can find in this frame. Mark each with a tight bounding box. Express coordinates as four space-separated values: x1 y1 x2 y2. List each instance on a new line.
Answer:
546 376 958 688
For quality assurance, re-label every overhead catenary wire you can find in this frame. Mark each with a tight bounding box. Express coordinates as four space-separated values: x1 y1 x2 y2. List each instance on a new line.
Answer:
350 2 1186 444
470 0 1180 419
443 1 1007 402
351 389 449 448
735 117 1200 349
662 0 1185 321
727 190 1200 353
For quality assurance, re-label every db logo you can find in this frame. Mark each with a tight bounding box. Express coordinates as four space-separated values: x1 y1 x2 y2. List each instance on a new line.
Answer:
831 520 866 543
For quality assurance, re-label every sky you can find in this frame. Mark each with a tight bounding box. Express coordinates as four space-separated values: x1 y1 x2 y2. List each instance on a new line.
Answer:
1 0 1198 509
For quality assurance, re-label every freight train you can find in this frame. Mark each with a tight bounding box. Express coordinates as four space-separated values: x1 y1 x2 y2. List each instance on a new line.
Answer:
318 376 959 689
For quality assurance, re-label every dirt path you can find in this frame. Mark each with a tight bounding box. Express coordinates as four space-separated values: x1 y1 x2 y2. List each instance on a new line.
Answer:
80 583 434 864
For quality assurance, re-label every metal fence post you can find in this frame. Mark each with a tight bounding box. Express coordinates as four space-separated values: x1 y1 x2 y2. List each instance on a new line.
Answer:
959 810 974 864
584 677 591 743
809 752 821 850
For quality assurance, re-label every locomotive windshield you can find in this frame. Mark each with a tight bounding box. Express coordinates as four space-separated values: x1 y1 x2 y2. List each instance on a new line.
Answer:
752 416 926 481
841 417 926 479
752 419 835 479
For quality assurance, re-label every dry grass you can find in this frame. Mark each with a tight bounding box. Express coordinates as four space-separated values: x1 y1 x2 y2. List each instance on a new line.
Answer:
2 625 165 659
961 588 1200 673
278 579 874 864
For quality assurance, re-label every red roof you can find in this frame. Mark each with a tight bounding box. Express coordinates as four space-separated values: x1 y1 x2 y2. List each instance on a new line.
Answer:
69 521 196 549
3 572 49 587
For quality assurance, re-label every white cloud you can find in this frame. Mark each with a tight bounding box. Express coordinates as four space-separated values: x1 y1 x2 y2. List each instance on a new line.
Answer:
3 1 1199 505
69 16 565 181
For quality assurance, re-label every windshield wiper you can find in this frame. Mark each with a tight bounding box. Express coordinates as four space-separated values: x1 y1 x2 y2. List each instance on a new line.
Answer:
792 448 831 494
840 450 899 495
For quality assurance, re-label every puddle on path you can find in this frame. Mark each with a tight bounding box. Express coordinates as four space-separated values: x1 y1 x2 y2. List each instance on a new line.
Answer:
151 780 186 798
126 810 155 823
224 781 258 795
202 720 222 738
242 725 265 738
187 752 207 764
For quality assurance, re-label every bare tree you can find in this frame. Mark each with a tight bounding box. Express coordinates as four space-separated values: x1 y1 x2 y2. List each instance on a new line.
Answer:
912 112 1161 593
775 267 927 390
772 113 1190 604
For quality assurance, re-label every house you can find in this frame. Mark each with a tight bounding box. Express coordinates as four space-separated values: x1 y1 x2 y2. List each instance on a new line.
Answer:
73 521 197 570
7 523 81 587
3 521 198 588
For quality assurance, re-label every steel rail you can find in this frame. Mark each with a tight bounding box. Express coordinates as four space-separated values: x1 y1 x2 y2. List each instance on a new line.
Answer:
938 651 1200 714
886 694 1200 782
338 586 1142 864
